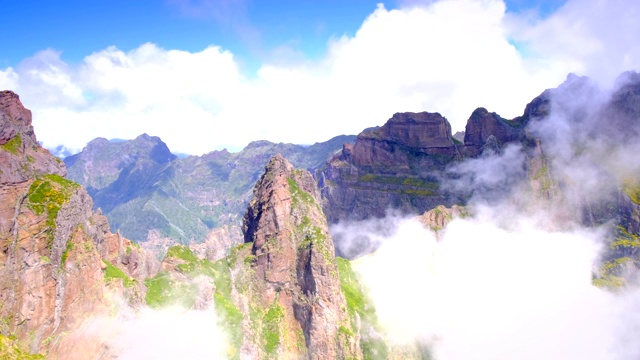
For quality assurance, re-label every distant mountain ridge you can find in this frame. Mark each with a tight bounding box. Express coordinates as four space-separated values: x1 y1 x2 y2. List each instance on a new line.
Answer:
64 134 356 244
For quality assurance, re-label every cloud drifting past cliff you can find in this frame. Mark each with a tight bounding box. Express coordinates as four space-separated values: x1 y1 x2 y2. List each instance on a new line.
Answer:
340 67 640 359
1 0 639 155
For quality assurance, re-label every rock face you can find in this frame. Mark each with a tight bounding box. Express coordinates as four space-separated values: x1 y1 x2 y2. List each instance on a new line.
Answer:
0 91 64 184
461 107 525 157
240 154 359 359
319 95 533 223
320 112 462 223
65 133 355 245
416 204 467 237
0 91 158 356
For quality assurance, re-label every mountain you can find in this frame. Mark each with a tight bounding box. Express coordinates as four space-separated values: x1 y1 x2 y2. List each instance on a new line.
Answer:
4 69 640 358
64 134 356 247
143 154 426 359
318 107 530 223
0 90 158 357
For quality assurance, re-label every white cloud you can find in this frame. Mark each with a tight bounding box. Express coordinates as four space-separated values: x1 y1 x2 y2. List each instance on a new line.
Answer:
0 0 638 155
351 212 640 360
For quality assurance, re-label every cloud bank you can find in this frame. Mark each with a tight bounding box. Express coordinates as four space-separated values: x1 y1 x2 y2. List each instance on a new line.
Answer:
351 212 640 360
1 0 638 155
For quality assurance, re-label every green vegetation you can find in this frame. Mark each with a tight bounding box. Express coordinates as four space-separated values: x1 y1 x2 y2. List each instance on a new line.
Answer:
0 334 45 359
211 257 243 360
0 134 22 155
263 300 284 356
296 216 334 269
593 226 640 290
336 257 388 359
622 179 640 205
287 177 316 207
401 188 436 196
104 261 135 288
533 163 552 192
609 227 640 250
144 271 199 309
358 174 439 196
592 273 626 289
60 241 75 267
145 245 215 308
166 245 199 263
26 174 79 247
146 244 244 358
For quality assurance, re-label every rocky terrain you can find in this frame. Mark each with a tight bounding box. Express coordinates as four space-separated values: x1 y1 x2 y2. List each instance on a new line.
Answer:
2 69 640 358
144 154 426 359
0 91 158 357
316 85 557 224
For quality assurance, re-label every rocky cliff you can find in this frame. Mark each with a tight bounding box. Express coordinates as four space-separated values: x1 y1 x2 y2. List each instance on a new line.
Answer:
0 91 64 184
0 91 158 357
318 78 552 223
239 154 359 359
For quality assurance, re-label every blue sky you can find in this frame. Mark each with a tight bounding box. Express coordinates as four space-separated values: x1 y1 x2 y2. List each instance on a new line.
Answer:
1 0 563 71
1 0 638 155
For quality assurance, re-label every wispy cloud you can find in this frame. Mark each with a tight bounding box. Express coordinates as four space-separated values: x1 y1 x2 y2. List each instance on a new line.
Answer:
167 0 261 50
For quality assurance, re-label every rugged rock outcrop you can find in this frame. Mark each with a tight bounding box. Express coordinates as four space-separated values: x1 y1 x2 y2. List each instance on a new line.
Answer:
319 112 467 223
461 107 525 157
0 91 64 184
319 85 544 223
238 154 359 359
0 91 158 357
416 204 467 237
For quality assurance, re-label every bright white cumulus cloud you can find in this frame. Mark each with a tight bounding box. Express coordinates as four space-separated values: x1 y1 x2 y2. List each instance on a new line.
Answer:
1 0 639 155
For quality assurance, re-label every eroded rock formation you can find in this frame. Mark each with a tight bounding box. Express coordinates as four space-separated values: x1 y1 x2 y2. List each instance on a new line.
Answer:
0 90 158 357
239 154 360 359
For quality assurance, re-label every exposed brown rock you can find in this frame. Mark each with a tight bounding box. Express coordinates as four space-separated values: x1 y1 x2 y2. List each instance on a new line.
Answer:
0 90 158 356
461 107 523 157
189 224 243 261
416 204 467 237
0 90 65 184
320 112 465 223
242 154 360 359
351 112 458 168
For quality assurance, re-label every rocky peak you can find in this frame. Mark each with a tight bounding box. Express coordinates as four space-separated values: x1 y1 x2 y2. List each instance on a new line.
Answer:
242 153 359 359
129 133 176 164
384 111 454 148
462 107 524 156
0 91 65 184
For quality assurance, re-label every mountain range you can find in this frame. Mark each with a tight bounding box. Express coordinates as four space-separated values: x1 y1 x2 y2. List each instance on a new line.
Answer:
0 70 639 358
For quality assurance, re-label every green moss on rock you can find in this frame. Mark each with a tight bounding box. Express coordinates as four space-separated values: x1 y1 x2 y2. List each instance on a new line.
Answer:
0 134 22 155
104 260 135 288
27 175 79 226
166 244 199 263
211 257 243 360
336 257 388 359
0 334 45 359
26 174 80 249
144 271 198 309
623 179 640 205
263 300 284 356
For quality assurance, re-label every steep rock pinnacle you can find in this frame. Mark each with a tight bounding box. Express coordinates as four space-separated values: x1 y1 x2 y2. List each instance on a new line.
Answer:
242 154 360 359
